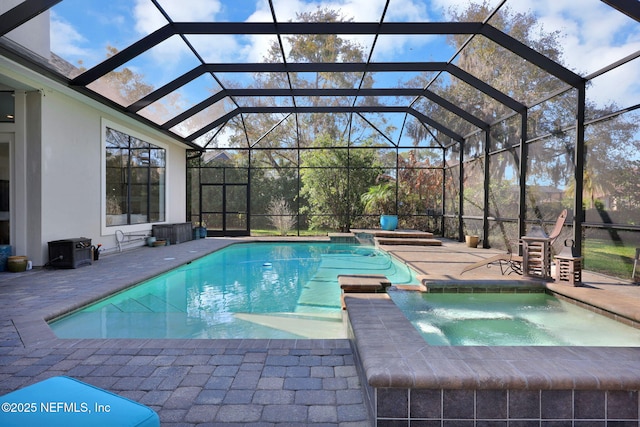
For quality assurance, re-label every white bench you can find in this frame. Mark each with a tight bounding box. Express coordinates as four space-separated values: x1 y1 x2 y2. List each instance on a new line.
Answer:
114 229 149 252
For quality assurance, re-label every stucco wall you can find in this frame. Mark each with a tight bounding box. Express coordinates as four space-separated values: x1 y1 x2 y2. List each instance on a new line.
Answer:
36 89 187 264
40 90 98 249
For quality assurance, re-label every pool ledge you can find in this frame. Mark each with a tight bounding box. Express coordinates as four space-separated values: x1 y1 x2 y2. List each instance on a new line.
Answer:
344 293 640 424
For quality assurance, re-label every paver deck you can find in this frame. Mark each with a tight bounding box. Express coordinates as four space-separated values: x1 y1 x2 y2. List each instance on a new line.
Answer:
0 237 369 426
1 236 639 426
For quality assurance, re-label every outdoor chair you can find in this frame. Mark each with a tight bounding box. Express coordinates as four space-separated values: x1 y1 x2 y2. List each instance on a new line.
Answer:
461 240 524 276
461 209 568 276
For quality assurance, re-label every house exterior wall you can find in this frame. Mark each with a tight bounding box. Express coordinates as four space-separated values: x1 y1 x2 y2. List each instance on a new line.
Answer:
38 90 187 265
24 91 42 268
0 57 188 267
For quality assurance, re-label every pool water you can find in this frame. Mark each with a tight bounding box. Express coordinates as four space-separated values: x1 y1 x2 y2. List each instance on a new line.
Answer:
50 242 419 339
390 291 640 346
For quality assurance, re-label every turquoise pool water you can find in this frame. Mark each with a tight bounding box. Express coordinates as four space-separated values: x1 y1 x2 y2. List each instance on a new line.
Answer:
50 242 419 339
389 291 640 346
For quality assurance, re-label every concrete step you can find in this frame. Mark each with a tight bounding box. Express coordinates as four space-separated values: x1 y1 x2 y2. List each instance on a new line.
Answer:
328 232 357 244
375 237 442 246
371 231 434 239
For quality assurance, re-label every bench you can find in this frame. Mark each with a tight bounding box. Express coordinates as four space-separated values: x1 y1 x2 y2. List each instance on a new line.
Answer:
152 222 193 245
114 229 149 252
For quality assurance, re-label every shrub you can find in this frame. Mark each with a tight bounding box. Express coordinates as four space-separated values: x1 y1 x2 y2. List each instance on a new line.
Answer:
267 198 297 236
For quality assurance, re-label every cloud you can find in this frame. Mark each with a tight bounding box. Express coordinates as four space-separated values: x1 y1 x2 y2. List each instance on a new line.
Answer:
50 11 94 60
131 0 225 74
428 0 475 16
126 0 437 65
508 0 640 107
133 0 223 34
132 0 168 35
507 0 637 70
242 0 435 62
587 58 640 108
187 34 245 62
432 0 640 107
51 0 636 108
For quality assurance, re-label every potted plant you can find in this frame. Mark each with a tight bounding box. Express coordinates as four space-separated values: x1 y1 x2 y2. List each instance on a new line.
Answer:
361 182 398 231
465 234 480 248
464 223 481 248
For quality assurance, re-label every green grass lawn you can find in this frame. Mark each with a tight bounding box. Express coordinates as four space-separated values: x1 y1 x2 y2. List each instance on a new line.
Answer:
583 239 638 280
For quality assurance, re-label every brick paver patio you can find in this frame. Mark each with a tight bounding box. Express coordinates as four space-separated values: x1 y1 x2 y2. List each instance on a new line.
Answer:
0 238 370 426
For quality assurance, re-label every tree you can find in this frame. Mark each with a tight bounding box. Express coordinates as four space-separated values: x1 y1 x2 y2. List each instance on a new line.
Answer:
397 118 446 228
402 2 571 148
398 150 443 217
90 46 155 107
408 2 639 229
228 7 391 155
267 197 297 236
216 7 393 230
361 182 395 216
611 160 640 214
255 8 378 143
300 135 382 232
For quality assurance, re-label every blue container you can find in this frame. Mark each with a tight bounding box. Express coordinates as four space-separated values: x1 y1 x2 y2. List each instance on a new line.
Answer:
0 245 11 272
380 215 398 231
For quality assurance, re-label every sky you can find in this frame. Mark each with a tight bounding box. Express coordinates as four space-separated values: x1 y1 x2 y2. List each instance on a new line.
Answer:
46 0 639 110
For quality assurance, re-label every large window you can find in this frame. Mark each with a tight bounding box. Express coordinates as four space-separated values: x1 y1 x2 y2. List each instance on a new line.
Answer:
105 127 166 226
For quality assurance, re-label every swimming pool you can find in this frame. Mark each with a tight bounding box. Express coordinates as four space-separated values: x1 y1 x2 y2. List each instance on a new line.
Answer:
390 291 640 346
50 242 419 339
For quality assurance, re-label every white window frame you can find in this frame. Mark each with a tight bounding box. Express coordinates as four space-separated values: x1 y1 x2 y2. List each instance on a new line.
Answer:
101 118 169 236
